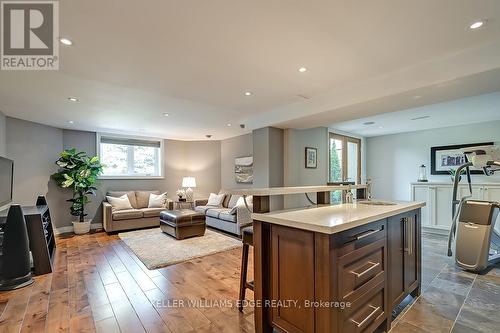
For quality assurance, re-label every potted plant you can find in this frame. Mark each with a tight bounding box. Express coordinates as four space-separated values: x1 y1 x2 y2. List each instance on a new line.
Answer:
448 168 465 182
53 149 104 234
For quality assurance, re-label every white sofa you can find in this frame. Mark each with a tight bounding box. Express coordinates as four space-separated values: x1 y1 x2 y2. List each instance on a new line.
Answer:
194 193 252 236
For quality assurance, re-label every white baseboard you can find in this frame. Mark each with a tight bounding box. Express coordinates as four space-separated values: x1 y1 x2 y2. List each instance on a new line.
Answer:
54 223 103 235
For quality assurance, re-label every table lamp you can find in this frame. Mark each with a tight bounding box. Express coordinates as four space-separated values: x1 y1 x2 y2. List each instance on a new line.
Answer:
182 177 196 202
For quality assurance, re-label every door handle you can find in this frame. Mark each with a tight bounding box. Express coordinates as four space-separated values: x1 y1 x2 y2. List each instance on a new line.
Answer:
403 217 413 256
351 261 380 279
352 228 382 241
351 305 380 328
408 217 413 256
403 217 408 253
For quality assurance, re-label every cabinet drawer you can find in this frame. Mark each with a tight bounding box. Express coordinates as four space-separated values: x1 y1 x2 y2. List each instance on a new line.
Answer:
335 219 387 256
341 283 386 333
338 237 386 302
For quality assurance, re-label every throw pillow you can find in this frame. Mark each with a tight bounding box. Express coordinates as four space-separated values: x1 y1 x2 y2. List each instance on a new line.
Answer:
207 193 225 207
148 192 167 208
229 195 253 215
228 195 241 209
106 194 133 211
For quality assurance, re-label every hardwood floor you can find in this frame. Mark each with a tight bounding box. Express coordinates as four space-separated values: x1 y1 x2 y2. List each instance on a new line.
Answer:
1 230 499 333
0 231 254 333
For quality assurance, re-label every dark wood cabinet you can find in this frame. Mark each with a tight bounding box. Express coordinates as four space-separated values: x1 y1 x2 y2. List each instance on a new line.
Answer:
270 225 315 333
387 210 421 316
255 208 422 333
256 219 390 333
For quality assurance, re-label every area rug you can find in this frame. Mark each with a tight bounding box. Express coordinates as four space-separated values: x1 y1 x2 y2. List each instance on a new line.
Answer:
118 228 241 269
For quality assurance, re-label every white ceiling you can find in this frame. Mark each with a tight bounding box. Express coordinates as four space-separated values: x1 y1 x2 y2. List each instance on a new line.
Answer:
330 92 500 137
0 0 500 140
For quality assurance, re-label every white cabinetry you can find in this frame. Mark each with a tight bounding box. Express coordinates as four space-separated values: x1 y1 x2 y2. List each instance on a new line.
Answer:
483 186 500 234
411 182 500 231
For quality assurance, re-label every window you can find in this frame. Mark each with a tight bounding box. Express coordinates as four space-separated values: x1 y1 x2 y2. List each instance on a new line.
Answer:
329 133 361 203
97 134 162 178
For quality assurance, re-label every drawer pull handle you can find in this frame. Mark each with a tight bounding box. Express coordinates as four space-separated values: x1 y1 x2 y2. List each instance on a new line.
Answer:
352 228 381 240
351 305 380 328
351 261 380 278
403 217 413 256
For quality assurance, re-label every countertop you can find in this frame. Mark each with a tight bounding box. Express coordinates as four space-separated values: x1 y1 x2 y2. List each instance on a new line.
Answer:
252 201 425 234
228 184 367 196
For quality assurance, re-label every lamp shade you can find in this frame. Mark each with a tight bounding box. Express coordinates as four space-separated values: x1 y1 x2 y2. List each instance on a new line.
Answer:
182 177 196 188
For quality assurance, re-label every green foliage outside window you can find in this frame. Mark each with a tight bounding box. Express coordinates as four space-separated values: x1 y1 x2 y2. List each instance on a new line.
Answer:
329 141 342 203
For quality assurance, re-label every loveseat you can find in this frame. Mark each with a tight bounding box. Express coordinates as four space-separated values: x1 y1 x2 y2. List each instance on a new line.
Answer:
194 192 252 236
103 190 173 233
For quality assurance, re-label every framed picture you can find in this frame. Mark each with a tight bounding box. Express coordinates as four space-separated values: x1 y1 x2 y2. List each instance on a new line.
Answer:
235 156 253 184
430 142 494 175
305 147 317 169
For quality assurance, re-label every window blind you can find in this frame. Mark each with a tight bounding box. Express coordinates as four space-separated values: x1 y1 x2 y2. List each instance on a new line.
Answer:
100 136 161 148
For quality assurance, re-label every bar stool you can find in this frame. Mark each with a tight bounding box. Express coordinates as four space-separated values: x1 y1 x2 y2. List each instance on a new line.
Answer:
238 226 254 311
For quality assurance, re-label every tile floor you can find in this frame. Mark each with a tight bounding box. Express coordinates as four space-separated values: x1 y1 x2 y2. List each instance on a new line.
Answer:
390 232 500 333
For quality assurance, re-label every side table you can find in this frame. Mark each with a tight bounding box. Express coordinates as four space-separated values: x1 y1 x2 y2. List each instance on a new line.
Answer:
174 200 194 210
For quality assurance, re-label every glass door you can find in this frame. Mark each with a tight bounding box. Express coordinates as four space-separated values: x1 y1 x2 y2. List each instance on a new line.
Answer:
346 137 361 183
329 133 361 203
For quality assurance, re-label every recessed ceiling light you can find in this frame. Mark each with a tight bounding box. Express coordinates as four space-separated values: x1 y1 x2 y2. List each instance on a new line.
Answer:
469 21 484 30
298 67 307 73
68 120 74 124
363 121 375 126
59 38 73 46
163 112 170 117
411 115 431 121
227 123 232 127
68 97 79 102
378 126 383 129
244 91 252 96
412 95 422 99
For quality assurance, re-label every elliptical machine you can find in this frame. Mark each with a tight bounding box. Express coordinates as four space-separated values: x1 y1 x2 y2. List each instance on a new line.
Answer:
447 145 500 272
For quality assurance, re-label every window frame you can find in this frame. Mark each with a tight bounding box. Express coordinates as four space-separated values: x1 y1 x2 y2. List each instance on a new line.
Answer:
328 132 361 184
96 133 164 180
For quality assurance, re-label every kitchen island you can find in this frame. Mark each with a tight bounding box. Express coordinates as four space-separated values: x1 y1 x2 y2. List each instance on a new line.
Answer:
251 201 425 333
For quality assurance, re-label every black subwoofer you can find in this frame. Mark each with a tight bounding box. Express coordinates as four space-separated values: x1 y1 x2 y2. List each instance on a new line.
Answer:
0 205 33 291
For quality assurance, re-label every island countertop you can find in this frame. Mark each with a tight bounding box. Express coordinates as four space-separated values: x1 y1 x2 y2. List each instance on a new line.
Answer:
227 184 367 196
252 200 425 234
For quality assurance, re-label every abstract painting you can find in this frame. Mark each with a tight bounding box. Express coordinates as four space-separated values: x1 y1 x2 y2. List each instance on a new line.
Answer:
235 156 253 184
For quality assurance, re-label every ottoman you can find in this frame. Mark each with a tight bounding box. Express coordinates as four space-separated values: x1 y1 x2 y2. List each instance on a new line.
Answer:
160 210 206 239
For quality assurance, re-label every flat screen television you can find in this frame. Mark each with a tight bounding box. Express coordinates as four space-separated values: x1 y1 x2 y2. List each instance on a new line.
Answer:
0 157 14 207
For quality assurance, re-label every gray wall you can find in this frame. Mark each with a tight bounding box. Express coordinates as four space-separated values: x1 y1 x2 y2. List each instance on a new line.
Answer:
220 133 253 189
222 127 332 209
284 127 329 208
252 127 284 210
0 111 6 157
252 127 270 188
5 117 65 226
366 120 500 201
269 127 284 188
